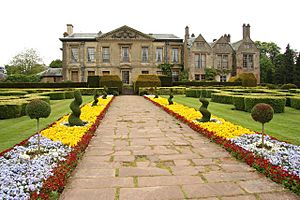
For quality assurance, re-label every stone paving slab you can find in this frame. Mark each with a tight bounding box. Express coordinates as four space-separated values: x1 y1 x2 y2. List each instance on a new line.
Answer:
60 96 299 200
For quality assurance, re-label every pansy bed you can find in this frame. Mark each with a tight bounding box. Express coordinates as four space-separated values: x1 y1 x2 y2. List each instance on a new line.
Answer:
145 96 300 195
0 96 114 199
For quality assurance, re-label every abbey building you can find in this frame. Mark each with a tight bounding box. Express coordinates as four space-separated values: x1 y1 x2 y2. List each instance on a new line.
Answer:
60 24 259 84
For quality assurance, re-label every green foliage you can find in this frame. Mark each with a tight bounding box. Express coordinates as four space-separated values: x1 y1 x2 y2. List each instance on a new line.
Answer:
102 86 108 99
134 75 161 93
238 73 257 87
260 54 275 83
0 82 87 88
68 90 83 126
179 69 189 81
87 76 100 88
158 75 172 87
255 41 281 61
157 63 174 77
290 97 300 109
168 94 174 105
232 95 245 111
5 74 41 82
280 83 298 89
0 103 22 119
196 98 211 122
185 89 218 98
0 90 28 96
265 84 278 89
49 59 62 68
92 90 100 106
64 91 74 99
295 53 300 86
26 99 51 119
172 81 241 87
99 75 122 92
48 92 65 100
211 93 233 104
205 68 217 81
244 96 286 113
251 103 274 124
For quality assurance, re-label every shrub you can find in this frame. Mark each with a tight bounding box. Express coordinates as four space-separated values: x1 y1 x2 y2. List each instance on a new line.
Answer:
87 76 100 88
211 93 233 104
0 82 87 88
134 75 161 93
48 92 65 100
99 75 122 93
0 102 22 119
232 95 245 110
228 76 241 82
244 96 286 113
290 97 300 109
238 73 257 87
196 98 211 122
173 81 241 87
186 89 198 98
68 90 83 126
5 74 41 82
280 83 298 89
64 91 74 99
265 83 278 89
158 75 172 87
92 90 100 106
0 91 28 96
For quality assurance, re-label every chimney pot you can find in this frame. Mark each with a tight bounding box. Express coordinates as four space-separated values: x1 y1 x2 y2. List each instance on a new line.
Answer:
67 24 73 35
185 26 190 40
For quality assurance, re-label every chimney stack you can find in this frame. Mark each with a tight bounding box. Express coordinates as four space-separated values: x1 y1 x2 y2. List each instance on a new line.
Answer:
67 24 73 35
243 24 250 39
224 34 231 42
185 26 190 40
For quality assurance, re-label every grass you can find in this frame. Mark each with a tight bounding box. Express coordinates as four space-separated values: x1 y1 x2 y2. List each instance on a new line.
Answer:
0 96 93 152
162 95 300 146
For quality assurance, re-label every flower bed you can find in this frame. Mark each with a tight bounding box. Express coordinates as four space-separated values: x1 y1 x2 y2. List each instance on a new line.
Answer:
145 96 300 195
0 96 114 199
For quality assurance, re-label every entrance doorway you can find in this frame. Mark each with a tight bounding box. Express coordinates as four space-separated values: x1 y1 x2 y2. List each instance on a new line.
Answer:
122 70 130 84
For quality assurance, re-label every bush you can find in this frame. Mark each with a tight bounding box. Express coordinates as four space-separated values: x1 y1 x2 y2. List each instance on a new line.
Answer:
211 93 233 104
0 91 28 96
0 82 87 88
244 96 286 113
26 99 51 119
280 83 298 89
48 92 66 100
290 97 300 109
158 75 172 87
265 83 278 89
64 91 74 99
173 81 241 87
228 76 241 82
0 102 22 119
99 75 122 93
232 95 245 110
238 73 257 87
68 90 83 126
134 75 161 93
5 74 41 82
87 76 100 88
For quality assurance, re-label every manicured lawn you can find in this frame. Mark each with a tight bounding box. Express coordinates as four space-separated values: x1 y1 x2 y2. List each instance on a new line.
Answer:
163 95 300 146
0 96 93 152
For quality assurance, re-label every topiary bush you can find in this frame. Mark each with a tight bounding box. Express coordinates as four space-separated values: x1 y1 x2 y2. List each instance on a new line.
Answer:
158 75 172 87
290 97 300 109
251 103 274 148
87 76 100 88
102 86 108 99
68 90 83 126
0 102 22 119
168 94 174 105
26 99 51 153
211 93 233 104
92 90 100 106
237 73 257 87
244 96 286 113
280 83 298 89
48 92 65 100
100 75 122 93
64 91 74 99
134 75 161 94
232 95 245 111
196 98 211 122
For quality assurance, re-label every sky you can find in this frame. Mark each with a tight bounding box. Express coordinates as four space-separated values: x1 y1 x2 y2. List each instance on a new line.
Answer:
0 0 299 66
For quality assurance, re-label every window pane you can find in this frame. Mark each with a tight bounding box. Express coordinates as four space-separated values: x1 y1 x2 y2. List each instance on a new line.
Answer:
71 48 79 62
102 71 110 75
172 48 179 63
142 47 148 63
122 47 129 62
156 48 163 62
217 55 222 68
195 74 200 80
102 47 110 63
222 55 228 69
201 54 206 68
142 70 149 74
194 54 200 68
87 48 95 62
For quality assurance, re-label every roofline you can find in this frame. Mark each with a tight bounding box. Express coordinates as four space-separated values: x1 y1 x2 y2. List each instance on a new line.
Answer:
59 38 97 42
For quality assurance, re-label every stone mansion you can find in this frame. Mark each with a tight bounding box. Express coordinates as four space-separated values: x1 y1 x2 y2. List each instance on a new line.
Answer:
60 24 260 84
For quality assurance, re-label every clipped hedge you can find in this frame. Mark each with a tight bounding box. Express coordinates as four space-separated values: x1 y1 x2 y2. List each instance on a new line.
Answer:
186 88 220 98
134 75 161 93
100 75 122 93
244 96 286 113
186 89 199 98
211 93 233 104
87 76 100 88
158 76 172 87
0 91 28 96
65 91 75 99
0 82 87 88
173 81 241 87
290 97 300 109
0 102 23 119
238 73 257 87
281 83 298 89
48 92 66 100
232 95 245 110
79 88 103 95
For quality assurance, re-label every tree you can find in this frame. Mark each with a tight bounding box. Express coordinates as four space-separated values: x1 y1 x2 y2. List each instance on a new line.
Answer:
205 68 217 81
255 41 281 62
49 59 63 68
273 54 286 84
295 52 300 85
157 63 174 77
7 48 45 75
284 44 296 84
260 54 274 83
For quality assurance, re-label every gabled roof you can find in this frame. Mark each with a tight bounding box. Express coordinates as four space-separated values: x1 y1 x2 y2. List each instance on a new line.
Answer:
38 68 62 77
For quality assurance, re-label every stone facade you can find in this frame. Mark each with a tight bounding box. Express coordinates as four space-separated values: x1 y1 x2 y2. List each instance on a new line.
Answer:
60 24 260 83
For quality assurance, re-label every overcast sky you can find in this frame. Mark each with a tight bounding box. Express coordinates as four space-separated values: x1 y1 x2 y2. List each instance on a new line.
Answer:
0 0 299 66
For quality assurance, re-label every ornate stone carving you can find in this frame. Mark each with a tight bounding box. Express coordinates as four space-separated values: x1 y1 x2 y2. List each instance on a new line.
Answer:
112 29 138 39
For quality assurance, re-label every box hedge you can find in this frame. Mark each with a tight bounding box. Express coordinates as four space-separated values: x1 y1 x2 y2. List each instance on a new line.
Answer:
173 81 241 87
0 91 28 96
232 95 245 110
0 102 23 119
158 76 172 87
238 73 257 87
211 93 233 104
0 82 87 88
244 96 286 113
65 91 75 99
134 75 161 93
290 97 300 109
48 92 66 100
99 75 122 92
87 76 101 88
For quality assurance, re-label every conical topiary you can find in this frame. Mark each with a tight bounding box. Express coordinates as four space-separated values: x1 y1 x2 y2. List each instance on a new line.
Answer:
92 90 100 106
196 98 211 122
68 90 83 126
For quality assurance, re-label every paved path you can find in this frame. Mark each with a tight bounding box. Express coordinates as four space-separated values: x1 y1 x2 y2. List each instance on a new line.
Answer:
60 96 299 200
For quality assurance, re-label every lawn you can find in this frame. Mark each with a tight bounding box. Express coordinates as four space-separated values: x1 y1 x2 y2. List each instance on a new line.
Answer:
163 95 300 146
0 96 93 152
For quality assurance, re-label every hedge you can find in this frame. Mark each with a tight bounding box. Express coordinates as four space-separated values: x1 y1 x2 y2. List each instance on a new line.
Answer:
134 75 161 93
0 82 88 88
232 95 245 110
87 76 101 88
211 93 234 104
0 101 23 119
186 89 199 98
244 96 286 113
48 92 66 100
173 81 241 87
99 75 122 92
0 91 28 96
158 76 172 87
65 91 75 99
281 83 298 89
290 97 300 109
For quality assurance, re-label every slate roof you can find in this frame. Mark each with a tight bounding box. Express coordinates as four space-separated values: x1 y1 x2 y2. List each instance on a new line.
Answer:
149 34 180 40
38 68 62 77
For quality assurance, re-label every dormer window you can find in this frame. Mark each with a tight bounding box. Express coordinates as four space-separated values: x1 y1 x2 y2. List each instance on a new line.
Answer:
244 44 253 49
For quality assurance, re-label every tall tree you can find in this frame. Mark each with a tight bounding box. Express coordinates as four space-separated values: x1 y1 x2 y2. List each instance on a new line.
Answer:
284 44 296 84
49 59 62 68
273 54 286 84
255 41 281 61
294 52 300 85
260 54 274 83
6 48 45 75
